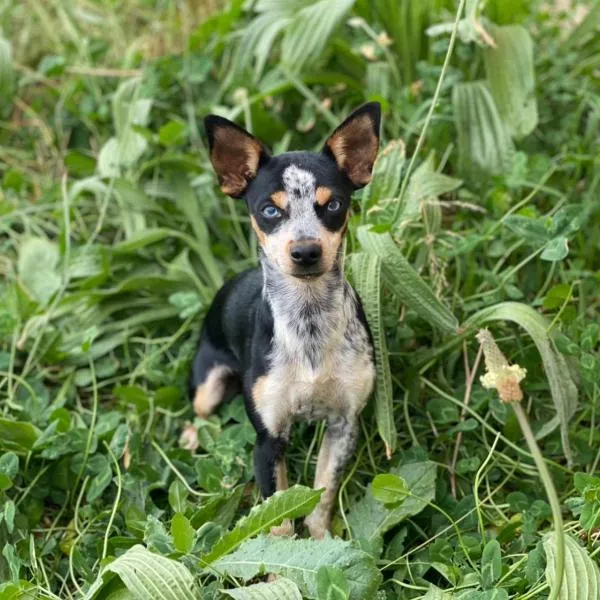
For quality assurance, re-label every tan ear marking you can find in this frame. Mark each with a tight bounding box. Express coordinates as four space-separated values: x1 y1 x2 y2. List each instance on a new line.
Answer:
326 112 379 187
271 191 288 210
315 186 333 206
208 124 264 197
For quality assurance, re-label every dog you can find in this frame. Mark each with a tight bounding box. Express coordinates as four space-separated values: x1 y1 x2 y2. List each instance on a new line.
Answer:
190 102 380 539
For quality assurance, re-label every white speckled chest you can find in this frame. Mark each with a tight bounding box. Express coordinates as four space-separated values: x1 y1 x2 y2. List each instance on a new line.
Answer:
255 275 375 436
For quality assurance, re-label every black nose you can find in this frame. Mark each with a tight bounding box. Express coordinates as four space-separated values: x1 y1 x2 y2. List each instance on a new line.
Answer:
290 242 322 267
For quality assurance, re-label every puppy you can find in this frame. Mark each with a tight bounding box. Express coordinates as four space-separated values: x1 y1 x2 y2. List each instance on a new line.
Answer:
190 103 380 538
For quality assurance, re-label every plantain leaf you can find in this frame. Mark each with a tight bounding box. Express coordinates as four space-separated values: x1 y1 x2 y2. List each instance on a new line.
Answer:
453 80 515 178
347 461 436 542
543 533 600 599
202 485 322 564
236 0 354 79
484 25 537 139
356 226 458 335
223 578 302 600
348 252 396 457
466 302 578 464
210 535 381 600
281 0 355 73
84 544 199 600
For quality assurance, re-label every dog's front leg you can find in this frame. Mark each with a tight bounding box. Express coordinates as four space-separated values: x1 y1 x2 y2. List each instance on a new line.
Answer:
254 432 294 536
304 416 358 539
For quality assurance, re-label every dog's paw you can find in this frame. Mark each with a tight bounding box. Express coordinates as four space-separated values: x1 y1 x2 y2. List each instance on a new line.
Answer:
178 423 199 451
270 518 294 537
304 511 330 540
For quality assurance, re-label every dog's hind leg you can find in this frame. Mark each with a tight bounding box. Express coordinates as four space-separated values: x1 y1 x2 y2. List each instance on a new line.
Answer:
190 340 239 419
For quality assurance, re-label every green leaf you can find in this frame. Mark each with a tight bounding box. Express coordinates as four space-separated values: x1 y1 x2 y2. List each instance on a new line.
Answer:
541 237 569 262
158 121 187 147
0 419 41 452
169 480 189 514
453 80 515 178
504 215 550 244
399 153 462 224
348 461 436 542
203 485 322 564
0 452 19 478
356 226 459 334
543 533 600 599
466 302 578 464
84 544 198 600
210 535 381 600
171 512 195 554
223 578 302 600
18 237 61 305
417 586 454 600
348 252 396 457
317 566 349 600
484 25 537 138
4 499 15 534
87 461 113 502
481 540 502 588
361 140 405 212
371 474 408 506
1 544 20 583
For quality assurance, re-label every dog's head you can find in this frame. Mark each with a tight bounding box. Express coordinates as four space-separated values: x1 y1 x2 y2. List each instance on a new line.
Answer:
204 103 380 279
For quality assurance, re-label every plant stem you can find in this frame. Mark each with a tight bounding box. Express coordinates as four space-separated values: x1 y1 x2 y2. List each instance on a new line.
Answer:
512 402 564 599
392 0 467 222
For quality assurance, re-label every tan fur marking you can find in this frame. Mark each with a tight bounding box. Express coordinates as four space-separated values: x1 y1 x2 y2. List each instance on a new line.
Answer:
320 225 344 272
275 458 288 491
326 114 378 187
270 458 293 536
271 191 288 210
193 365 233 418
250 215 266 246
252 375 268 409
315 186 332 206
210 126 263 196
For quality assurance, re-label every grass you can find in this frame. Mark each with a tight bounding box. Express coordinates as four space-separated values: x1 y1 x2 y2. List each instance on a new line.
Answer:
1 0 600 598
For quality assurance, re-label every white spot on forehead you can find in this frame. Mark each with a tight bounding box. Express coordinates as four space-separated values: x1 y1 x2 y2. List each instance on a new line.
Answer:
282 165 319 238
282 165 315 195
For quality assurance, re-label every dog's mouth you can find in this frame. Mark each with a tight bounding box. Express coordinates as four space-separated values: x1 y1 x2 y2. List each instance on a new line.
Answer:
291 270 325 280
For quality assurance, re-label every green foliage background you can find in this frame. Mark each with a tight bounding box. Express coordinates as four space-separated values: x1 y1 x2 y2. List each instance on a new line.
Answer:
0 0 599 598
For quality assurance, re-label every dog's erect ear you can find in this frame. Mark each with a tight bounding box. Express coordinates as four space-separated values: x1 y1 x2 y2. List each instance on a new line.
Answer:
323 102 381 188
204 116 270 198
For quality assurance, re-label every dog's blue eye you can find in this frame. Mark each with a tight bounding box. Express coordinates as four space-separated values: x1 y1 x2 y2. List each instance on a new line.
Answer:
261 205 281 219
327 199 342 212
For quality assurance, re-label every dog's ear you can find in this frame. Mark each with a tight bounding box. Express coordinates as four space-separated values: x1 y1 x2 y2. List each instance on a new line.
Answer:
204 116 270 198
323 102 381 188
